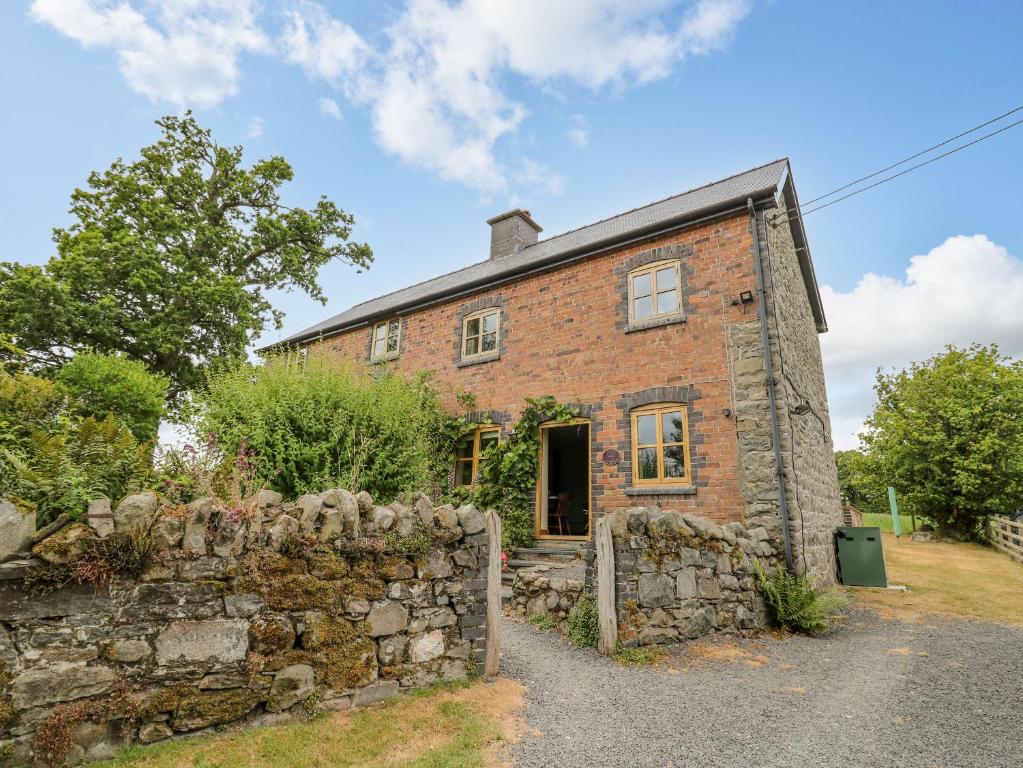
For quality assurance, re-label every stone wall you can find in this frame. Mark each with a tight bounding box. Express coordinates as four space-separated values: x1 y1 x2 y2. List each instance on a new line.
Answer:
510 562 585 628
605 508 773 646
0 489 491 766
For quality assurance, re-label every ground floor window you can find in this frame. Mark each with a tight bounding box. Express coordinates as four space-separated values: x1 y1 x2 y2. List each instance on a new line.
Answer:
630 403 690 485
454 426 499 487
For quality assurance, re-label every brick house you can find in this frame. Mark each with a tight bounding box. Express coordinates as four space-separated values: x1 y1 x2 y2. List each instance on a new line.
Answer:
274 159 844 583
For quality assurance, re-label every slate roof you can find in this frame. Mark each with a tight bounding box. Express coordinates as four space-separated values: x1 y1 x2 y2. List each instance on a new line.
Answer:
270 158 824 348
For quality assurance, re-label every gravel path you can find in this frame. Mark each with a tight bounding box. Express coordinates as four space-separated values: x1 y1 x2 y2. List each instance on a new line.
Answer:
502 607 1023 768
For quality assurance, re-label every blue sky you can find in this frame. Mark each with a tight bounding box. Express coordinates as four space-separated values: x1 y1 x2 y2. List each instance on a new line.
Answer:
2 1 1022 448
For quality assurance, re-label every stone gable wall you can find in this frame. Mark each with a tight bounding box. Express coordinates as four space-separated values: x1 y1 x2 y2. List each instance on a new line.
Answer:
0 490 490 766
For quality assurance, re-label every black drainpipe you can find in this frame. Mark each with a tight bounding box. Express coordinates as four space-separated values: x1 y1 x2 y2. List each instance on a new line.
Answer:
747 198 795 573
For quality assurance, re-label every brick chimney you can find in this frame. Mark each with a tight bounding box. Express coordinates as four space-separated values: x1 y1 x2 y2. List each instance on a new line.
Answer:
487 209 542 259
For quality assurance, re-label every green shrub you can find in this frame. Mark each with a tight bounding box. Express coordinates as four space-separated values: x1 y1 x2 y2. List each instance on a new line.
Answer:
56 352 168 441
754 560 846 635
192 356 450 501
0 369 73 453
566 593 599 647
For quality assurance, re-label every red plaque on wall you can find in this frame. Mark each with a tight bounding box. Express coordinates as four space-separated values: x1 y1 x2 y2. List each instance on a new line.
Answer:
601 449 621 466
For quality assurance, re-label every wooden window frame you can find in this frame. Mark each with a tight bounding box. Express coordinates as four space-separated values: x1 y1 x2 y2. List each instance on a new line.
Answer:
630 403 690 486
370 318 402 361
626 259 682 324
460 308 500 361
453 426 500 488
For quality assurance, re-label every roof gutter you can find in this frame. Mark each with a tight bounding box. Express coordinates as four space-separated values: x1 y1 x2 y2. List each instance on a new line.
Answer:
748 197 795 573
263 191 779 352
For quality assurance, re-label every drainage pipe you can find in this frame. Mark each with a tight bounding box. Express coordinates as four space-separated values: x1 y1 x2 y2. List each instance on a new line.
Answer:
747 198 795 573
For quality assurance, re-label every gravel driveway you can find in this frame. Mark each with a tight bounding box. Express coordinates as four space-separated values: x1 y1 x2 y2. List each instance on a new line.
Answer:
501 607 1023 768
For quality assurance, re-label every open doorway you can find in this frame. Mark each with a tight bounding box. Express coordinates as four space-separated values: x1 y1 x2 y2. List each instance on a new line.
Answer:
536 421 591 539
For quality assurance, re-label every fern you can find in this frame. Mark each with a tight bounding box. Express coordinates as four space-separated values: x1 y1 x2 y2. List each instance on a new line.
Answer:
753 560 846 635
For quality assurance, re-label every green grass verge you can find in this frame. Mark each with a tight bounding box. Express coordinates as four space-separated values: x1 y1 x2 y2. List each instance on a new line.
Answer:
93 680 512 768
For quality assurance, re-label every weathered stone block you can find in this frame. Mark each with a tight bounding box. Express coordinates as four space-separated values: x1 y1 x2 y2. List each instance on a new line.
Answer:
676 567 697 599
366 601 408 637
637 573 674 608
267 664 315 712
114 492 159 533
32 522 95 565
411 630 445 663
11 662 118 708
155 619 248 665
455 505 485 535
353 680 399 707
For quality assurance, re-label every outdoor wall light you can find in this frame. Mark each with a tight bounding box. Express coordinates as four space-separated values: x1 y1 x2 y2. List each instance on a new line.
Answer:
791 403 811 416
739 290 754 304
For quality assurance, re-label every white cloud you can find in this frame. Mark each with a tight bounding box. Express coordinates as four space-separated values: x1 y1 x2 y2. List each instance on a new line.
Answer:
319 96 343 120
30 0 268 107
33 1 752 193
246 116 264 138
566 114 589 147
820 235 1023 450
281 0 369 87
284 0 751 193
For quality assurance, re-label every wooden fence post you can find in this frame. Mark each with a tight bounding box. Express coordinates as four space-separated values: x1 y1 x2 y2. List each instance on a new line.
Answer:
484 510 502 677
595 516 617 656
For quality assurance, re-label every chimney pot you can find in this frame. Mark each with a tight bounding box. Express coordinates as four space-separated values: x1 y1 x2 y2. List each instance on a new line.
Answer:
487 209 541 259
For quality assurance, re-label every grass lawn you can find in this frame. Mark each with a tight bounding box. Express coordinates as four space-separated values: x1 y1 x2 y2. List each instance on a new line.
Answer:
860 512 923 533
852 533 1023 625
94 679 523 768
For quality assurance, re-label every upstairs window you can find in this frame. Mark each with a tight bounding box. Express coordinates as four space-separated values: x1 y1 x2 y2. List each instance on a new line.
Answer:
371 319 401 360
628 260 681 323
454 426 500 486
631 403 690 485
461 309 500 361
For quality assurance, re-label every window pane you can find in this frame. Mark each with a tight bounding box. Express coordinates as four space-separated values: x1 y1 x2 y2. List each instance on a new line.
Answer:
637 447 658 480
482 312 498 333
661 410 684 443
464 336 479 356
479 431 499 454
636 413 656 445
454 460 474 486
664 446 686 478
456 437 474 459
374 323 386 341
388 319 400 336
465 317 480 337
632 272 652 297
481 332 497 352
373 338 386 357
656 266 676 291
656 290 678 314
633 295 652 320
386 335 398 353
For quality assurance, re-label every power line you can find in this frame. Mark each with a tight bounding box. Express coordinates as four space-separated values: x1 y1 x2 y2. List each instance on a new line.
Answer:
800 104 1023 207
773 114 1023 227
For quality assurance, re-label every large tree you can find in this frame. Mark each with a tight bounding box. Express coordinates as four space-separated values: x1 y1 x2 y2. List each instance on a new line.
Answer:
834 448 888 516
861 344 1023 540
0 113 371 403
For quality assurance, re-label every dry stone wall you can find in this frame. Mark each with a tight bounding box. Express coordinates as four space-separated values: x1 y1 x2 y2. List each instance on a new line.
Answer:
510 562 585 629
0 489 491 766
605 507 773 646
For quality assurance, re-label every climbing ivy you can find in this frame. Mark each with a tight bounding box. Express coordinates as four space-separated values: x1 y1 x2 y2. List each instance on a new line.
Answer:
471 396 579 548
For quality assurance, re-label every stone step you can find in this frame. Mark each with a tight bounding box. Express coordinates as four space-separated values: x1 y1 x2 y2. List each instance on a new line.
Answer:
510 545 582 565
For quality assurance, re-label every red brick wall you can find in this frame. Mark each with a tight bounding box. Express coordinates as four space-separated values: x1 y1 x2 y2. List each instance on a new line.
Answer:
307 210 762 529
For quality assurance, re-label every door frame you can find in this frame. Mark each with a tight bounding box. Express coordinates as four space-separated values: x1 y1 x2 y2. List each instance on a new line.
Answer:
534 418 592 542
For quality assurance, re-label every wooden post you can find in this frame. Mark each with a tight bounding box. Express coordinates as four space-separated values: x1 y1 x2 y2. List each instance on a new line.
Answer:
484 510 502 677
595 516 617 656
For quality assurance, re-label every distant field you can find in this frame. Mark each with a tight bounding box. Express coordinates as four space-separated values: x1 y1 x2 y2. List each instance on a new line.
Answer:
860 512 922 533
852 533 1023 624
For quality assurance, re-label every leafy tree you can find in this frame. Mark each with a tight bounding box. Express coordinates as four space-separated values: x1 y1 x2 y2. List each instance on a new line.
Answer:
55 352 168 442
0 369 73 454
834 448 888 516
0 112 372 403
861 344 1023 541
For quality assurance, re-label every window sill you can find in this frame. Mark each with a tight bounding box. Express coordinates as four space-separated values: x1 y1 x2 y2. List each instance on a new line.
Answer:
624 313 685 334
456 351 500 368
370 351 400 364
625 485 696 496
